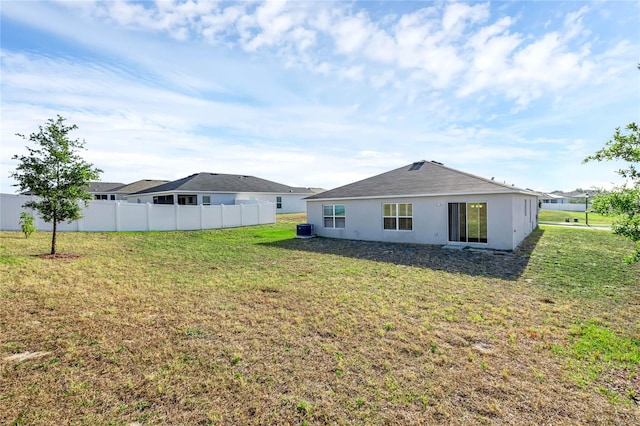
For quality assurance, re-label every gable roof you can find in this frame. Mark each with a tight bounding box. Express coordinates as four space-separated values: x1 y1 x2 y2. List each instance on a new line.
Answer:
131 172 315 195
306 160 536 200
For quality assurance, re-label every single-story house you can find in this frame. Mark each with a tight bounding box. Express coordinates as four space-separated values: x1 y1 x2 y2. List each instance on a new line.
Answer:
127 172 321 214
305 160 539 251
89 179 169 201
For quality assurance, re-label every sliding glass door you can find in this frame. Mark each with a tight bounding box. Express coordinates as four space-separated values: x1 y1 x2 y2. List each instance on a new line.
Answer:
448 202 487 243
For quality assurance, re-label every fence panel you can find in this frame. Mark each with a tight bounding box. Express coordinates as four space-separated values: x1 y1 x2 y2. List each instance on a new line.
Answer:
541 203 588 212
118 203 149 231
178 205 201 231
241 204 259 226
202 205 223 229
0 194 275 232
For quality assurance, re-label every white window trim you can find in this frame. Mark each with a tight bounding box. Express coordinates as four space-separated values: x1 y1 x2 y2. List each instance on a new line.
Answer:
323 204 346 229
382 202 413 231
448 201 488 244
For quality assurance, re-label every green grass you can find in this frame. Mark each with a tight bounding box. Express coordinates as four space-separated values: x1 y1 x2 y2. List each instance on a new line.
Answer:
1 216 639 424
538 209 619 227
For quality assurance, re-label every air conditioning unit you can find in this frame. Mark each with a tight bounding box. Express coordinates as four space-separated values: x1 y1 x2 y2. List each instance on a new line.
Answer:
296 223 314 238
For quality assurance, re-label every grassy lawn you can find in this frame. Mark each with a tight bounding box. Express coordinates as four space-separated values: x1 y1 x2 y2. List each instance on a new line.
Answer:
538 209 619 227
1 215 639 425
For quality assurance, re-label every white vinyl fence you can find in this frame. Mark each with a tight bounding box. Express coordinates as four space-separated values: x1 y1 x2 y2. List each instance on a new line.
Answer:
0 194 275 232
540 203 589 212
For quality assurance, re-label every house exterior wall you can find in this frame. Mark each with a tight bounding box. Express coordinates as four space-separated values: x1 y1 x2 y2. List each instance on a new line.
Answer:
511 194 539 249
306 193 537 251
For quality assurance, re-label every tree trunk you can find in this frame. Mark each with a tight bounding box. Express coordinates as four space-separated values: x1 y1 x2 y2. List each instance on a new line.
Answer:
51 219 57 255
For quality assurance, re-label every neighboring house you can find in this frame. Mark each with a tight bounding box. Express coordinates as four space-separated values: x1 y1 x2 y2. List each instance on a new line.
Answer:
88 180 169 200
88 182 125 200
305 160 539 251
127 172 318 214
539 192 568 205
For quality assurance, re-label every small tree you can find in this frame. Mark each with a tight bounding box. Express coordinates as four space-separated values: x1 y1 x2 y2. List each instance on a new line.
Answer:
19 212 37 239
583 122 640 263
10 115 102 255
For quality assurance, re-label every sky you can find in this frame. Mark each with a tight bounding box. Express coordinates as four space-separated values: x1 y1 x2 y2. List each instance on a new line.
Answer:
1 0 639 194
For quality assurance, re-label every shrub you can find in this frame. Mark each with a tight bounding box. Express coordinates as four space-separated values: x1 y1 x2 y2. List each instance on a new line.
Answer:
19 212 37 238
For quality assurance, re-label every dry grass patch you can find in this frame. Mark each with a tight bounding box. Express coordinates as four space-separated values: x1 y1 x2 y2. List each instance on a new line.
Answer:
1 216 639 424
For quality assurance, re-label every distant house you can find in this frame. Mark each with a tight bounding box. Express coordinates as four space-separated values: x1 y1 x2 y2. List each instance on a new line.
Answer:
305 160 539 251
87 182 125 200
89 180 168 201
539 192 568 205
127 172 320 214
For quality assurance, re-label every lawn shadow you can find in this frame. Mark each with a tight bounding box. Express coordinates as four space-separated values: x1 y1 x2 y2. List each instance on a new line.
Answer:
263 227 544 280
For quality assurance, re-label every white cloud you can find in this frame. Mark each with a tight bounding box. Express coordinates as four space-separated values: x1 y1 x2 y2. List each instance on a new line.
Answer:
339 65 364 81
1 1 637 193
442 1 490 33
330 11 373 55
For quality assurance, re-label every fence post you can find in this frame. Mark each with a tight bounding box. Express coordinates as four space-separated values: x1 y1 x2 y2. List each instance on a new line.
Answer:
258 203 262 224
146 203 152 231
240 203 244 226
200 204 205 230
175 204 180 230
115 202 121 232
221 204 225 228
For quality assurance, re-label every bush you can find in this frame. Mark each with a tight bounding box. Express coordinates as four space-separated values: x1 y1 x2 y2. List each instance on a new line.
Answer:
19 212 37 238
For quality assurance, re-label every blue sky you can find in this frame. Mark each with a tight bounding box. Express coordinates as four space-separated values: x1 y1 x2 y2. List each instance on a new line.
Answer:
1 0 638 193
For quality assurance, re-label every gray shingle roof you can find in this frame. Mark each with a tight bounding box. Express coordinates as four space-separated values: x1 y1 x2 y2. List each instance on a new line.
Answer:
88 182 126 193
306 161 535 200
131 173 315 195
114 180 169 194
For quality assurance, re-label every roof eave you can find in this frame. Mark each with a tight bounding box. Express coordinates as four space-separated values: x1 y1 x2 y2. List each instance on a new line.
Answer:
306 189 539 202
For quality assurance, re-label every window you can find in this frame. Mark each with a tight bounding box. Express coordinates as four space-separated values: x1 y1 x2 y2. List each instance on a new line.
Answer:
95 194 108 200
383 203 413 230
153 195 174 204
323 204 345 228
202 195 211 205
110 195 115 200
448 202 487 243
276 196 282 209
178 195 197 205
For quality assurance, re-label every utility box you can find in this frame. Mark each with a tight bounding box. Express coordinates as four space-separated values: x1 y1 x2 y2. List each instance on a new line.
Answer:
296 223 314 238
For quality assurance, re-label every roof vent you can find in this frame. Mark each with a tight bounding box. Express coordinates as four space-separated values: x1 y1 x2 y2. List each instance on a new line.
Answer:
431 160 443 165
408 161 425 171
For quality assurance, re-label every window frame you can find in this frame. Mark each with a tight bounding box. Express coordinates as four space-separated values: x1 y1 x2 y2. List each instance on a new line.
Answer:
177 194 197 205
448 202 488 244
323 204 346 229
153 195 174 205
276 196 282 209
382 202 413 231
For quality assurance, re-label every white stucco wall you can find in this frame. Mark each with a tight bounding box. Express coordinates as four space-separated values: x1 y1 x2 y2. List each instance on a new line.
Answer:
511 195 539 248
306 193 538 251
